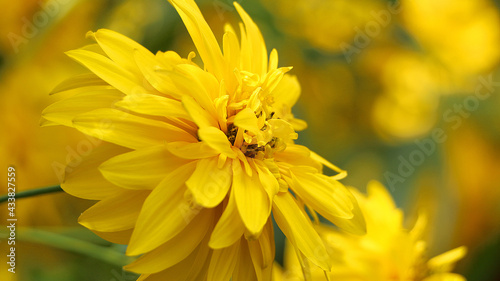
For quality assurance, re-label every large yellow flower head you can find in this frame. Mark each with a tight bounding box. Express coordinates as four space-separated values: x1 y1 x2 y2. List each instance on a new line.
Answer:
42 0 366 279
274 181 467 281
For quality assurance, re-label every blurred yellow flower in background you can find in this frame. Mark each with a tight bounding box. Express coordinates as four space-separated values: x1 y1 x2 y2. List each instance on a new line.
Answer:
402 0 500 83
273 181 467 281
261 0 385 52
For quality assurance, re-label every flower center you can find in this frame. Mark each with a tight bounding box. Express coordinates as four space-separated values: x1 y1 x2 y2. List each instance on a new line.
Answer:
226 122 285 159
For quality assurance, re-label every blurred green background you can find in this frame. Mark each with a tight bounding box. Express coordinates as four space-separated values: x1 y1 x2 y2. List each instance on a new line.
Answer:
1 0 499 280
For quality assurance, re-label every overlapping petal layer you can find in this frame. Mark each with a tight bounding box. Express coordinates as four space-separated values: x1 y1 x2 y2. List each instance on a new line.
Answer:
42 0 367 280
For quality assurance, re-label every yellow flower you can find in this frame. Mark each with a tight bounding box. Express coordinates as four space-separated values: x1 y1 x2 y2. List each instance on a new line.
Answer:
42 0 366 279
274 181 467 281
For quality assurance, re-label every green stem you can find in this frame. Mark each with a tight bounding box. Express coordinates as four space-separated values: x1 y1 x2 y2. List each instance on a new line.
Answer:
9 228 133 267
0 185 63 203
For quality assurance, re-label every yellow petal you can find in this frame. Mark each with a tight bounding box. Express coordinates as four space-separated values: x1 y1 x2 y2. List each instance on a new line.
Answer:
61 143 129 200
233 241 258 281
167 141 220 159
125 209 214 273
232 160 270 235
272 74 300 110
222 26 240 92
66 49 154 96
274 145 322 172
267 119 297 141
254 159 279 200
127 161 198 255
198 126 236 158
248 219 275 269
137 239 211 281
291 169 366 235
209 187 246 249
422 273 466 281
73 108 196 149
272 192 331 270
42 89 124 127
182 95 219 129
234 2 268 76
89 29 154 73
186 157 232 208
50 73 109 95
248 220 275 281
99 145 190 190
427 246 467 273
91 229 133 245
79 190 149 232
115 93 191 120
233 107 260 135
310 150 347 179
207 241 240 281
168 0 225 79
290 169 352 219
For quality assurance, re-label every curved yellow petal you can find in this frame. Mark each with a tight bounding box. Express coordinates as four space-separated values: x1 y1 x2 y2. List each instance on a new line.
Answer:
198 126 236 158
72 108 196 149
127 161 198 256
248 220 275 281
137 239 211 281
234 2 268 77
168 0 225 79
209 187 246 249
186 157 232 208
91 229 133 245
232 160 270 235
272 192 331 270
66 49 155 96
124 209 214 273
207 241 240 281
182 95 219 129
115 93 191 120
42 89 124 127
50 73 109 95
233 107 261 135
79 190 149 232
233 240 258 281
99 145 190 190
61 143 129 200
167 141 220 159
89 29 154 74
